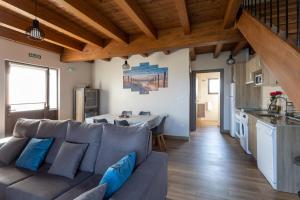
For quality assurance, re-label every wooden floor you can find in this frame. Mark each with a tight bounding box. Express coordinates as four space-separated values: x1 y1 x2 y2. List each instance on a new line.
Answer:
166 127 299 200
196 119 220 128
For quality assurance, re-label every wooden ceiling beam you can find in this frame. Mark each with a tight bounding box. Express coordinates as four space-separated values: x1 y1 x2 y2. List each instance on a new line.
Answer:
140 53 148 57
0 0 104 47
0 9 84 51
163 50 170 55
190 47 196 61
237 11 300 109
232 40 247 56
213 43 223 58
114 0 157 39
47 0 128 44
61 20 243 62
223 0 243 29
0 26 62 54
121 56 129 59
174 0 190 34
102 58 111 62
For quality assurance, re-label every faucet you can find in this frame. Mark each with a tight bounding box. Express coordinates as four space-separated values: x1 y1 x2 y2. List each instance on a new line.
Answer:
268 96 293 116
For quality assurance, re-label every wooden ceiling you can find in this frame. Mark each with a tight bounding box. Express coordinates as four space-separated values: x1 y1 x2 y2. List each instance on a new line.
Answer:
0 0 247 62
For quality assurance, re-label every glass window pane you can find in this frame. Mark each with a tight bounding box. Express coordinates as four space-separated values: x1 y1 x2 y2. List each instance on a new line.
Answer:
8 63 47 112
208 79 220 94
49 69 58 110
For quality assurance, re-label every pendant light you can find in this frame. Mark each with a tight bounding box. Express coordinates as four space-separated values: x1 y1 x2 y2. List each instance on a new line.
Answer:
226 55 236 65
26 1 45 41
122 60 130 70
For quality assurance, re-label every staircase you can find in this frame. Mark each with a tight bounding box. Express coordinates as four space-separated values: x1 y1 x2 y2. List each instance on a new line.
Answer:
243 0 300 49
238 0 300 110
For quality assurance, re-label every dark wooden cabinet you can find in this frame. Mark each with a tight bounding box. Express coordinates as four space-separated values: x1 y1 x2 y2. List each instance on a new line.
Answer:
233 62 262 109
73 88 100 122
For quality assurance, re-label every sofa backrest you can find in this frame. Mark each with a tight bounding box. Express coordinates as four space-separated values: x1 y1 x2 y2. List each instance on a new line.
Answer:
94 123 152 175
13 118 40 138
66 121 103 173
12 118 153 175
36 120 69 164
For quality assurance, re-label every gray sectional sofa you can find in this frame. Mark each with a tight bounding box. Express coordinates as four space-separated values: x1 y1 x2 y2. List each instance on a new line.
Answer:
0 118 168 200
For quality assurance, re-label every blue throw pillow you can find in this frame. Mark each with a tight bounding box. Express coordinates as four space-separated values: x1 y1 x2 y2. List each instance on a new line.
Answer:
16 138 54 171
99 152 136 199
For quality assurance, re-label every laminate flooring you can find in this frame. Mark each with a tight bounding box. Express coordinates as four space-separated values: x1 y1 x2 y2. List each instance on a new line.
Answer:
166 127 299 200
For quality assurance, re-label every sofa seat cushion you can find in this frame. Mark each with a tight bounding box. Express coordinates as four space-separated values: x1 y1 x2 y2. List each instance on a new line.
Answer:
6 171 92 200
54 175 102 200
95 124 151 174
36 120 69 164
0 166 34 199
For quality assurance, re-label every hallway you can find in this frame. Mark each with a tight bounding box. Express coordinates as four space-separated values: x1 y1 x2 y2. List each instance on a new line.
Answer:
166 127 298 200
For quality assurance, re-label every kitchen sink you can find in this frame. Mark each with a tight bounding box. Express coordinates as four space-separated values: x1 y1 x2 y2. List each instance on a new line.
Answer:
257 113 282 117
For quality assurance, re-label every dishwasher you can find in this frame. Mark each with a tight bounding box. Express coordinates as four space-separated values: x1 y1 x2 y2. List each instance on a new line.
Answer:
256 120 277 189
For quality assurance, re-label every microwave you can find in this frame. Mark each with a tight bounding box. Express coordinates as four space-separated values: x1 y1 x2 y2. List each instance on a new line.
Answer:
255 74 263 86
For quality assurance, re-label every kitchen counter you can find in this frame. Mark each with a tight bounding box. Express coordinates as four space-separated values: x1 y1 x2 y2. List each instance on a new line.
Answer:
244 110 300 127
238 108 300 194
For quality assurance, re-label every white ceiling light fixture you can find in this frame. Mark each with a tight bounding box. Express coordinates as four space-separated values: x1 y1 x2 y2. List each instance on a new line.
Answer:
122 60 130 70
26 1 45 41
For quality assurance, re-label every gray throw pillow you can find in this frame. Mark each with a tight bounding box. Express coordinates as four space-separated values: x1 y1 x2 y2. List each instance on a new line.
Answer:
74 184 107 200
0 137 28 165
48 142 88 179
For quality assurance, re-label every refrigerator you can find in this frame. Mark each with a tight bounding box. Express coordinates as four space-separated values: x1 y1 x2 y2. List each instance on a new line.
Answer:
229 83 236 137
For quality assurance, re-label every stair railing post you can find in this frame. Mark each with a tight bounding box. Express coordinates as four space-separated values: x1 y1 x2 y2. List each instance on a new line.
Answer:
276 0 279 33
297 0 300 46
285 0 289 39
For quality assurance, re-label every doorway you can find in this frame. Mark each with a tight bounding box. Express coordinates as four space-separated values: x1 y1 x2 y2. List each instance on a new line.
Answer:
190 69 224 132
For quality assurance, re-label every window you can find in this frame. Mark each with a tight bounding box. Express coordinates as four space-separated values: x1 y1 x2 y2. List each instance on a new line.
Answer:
208 78 220 94
7 61 58 112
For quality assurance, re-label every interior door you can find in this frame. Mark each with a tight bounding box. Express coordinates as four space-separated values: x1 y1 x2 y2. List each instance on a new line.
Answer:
5 61 58 136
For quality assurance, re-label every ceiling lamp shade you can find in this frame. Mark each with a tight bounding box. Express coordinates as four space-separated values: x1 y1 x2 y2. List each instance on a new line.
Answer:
226 55 236 65
26 19 45 41
122 60 130 70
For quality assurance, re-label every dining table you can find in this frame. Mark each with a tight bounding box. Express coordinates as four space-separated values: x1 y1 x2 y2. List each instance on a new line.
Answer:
85 113 161 129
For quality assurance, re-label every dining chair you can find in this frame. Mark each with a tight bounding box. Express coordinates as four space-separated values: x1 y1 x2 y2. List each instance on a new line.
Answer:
121 111 133 116
139 111 151 116
94 118 108 124
151 116 167 152
114 120 130 126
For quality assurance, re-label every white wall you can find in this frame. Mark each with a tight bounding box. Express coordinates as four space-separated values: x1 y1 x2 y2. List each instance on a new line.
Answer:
93 49 190 138
0 38 92 137
191 50 247 131
197 72 220 122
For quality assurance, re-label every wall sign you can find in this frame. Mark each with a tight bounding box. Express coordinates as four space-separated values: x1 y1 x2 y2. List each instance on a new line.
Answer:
28 53 41 59
123 62 168 94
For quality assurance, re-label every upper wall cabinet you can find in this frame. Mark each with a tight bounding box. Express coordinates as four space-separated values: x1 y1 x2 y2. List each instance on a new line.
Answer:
261 61 279 86
245 55 262 84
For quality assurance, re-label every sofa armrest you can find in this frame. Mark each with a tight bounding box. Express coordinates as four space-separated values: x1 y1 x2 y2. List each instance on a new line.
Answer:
110 151 168 200
0 137 12 148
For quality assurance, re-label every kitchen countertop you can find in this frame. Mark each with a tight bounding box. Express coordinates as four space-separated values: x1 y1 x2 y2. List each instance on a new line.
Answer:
245 110 300 127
